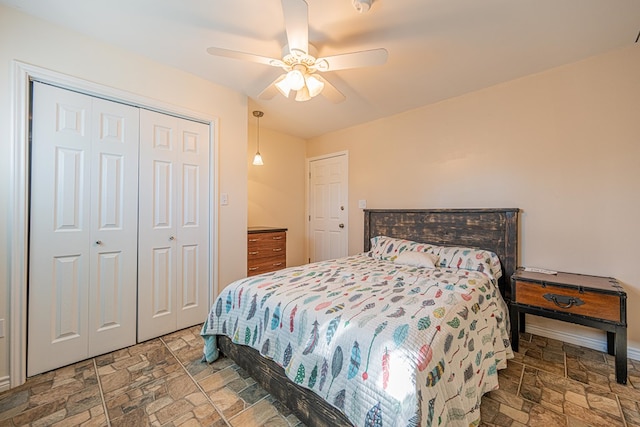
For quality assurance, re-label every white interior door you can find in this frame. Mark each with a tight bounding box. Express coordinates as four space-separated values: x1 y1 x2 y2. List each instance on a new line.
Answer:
138 109 209 341
28 83 139 376
308 153 348 263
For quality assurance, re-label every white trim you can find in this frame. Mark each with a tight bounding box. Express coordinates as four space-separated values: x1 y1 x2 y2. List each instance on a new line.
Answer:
210 119 220 302
306 150 349 163
305 151 349 262
18 62 213 124
525 323 640 361
9 60 30 389
9 60 219 388
0 376 10 393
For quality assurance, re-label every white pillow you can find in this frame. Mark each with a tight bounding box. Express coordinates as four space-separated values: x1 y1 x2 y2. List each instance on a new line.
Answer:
393 251 439 269
369 235 441 261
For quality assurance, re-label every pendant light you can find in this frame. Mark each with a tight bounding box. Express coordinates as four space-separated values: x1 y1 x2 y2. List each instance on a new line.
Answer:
252 110 264 166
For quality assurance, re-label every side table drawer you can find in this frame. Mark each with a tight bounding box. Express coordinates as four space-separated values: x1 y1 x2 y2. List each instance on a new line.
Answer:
514 280 621 322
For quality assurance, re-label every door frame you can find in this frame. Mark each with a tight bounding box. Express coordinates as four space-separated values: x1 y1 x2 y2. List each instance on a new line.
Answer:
8 61 219 388
305 151 349 263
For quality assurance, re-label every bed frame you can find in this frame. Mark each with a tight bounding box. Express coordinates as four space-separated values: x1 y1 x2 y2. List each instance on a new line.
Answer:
218 208 519 427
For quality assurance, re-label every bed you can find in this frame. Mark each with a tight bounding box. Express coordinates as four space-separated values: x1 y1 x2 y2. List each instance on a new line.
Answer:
202 208 519 427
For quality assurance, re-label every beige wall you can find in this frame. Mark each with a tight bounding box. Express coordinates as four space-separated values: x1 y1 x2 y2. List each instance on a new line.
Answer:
248 125 307 268
0 6 248 385
307 45 640 351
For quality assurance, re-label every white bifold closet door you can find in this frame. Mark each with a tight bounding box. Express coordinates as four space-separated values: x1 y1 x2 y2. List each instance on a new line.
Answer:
137 109 210 342
28 82 139 376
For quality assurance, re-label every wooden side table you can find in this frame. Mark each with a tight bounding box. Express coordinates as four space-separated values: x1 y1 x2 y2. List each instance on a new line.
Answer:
510 268 627 384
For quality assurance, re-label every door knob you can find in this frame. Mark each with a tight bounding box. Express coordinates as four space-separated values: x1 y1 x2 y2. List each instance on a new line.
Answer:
339 223 344 229
95 240 103 245
169 236 175 241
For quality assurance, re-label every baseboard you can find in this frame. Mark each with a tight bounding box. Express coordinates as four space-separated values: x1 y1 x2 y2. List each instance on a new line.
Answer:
0 376 9 393
526 324 640 361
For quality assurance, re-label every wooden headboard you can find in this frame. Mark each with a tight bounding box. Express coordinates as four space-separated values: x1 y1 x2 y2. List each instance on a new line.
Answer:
363 208 519 301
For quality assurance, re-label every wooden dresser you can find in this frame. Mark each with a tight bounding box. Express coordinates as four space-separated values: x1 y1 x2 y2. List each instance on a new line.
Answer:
247 227 287 276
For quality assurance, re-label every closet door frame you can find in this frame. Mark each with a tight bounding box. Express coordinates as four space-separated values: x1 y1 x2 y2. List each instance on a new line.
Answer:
8 61 219 388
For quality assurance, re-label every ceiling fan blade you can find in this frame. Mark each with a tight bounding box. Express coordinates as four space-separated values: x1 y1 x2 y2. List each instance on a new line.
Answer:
315 75 345 103
316 48 388 72
206 46 283 67
281 0 309 55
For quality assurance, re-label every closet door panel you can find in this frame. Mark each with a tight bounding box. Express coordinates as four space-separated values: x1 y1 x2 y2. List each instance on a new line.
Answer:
88 98 139 356
28 83 92 376
52 255 83 342
139 112 210 338
152 246 173 315
176 119 210 328
138 109 178 341
180 244 199 309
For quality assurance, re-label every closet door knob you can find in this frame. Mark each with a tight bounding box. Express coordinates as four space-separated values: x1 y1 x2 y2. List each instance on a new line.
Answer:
169 236 175 241
95 240 103 245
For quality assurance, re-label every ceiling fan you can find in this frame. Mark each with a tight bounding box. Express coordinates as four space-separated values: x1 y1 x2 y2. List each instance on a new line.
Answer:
206 0 388 103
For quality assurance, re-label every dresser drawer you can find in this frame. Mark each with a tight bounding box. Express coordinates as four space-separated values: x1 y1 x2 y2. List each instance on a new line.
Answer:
248 233 286 260
248 231 285 247
247 254 286 276
514 280 621 322
248 246 285 260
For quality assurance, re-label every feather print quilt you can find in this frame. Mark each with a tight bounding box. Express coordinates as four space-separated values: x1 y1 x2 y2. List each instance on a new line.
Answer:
201 253 513 427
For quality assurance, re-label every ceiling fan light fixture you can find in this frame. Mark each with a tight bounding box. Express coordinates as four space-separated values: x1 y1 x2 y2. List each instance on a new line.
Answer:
274 74 291 97
305 74 324 97
286 67 306 91
295 85 311 102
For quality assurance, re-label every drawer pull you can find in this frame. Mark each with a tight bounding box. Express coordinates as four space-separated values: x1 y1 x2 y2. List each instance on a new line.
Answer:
248 238 259 242
249 251 259 255
543 293 585 309
273 262 283 266
248 267 259 271
272 248 282 252
272 236 283 240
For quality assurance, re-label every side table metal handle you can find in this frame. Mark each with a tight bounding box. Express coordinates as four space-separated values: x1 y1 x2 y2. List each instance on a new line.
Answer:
543 293 584 309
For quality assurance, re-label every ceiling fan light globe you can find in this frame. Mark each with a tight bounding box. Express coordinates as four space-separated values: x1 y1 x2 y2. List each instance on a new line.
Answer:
286 69 306 91
306 74 325 97
295 86 311 102
275 75 292 97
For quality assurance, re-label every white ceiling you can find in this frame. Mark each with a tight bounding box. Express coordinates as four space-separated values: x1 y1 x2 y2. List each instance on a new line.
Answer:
2 0 639 139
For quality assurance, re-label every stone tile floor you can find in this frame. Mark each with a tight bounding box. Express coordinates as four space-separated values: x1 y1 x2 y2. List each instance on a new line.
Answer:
1 326 639 426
